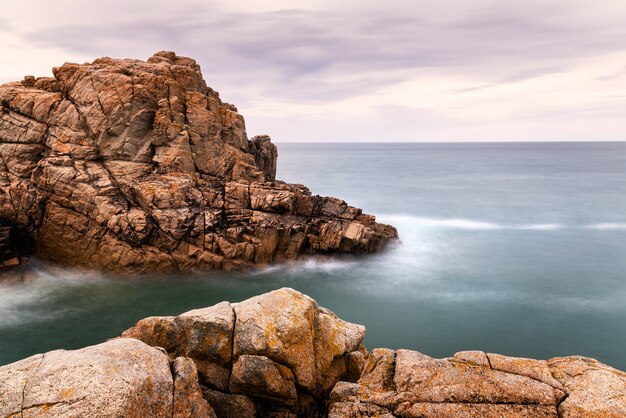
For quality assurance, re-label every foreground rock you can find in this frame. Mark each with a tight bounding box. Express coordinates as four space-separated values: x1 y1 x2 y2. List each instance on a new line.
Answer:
0 51 397 274
121 287 366 416
329 349 626 417
1 288 625 417
0 338 215 418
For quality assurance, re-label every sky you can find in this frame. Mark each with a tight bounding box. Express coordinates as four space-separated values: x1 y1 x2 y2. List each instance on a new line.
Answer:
1 0 626 142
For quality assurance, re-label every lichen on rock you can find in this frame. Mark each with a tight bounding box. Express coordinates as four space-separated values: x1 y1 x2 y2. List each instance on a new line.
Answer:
122 288 367 416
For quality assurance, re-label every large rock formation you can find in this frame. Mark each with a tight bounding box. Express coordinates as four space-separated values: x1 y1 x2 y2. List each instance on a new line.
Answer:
2 288 624 418
0 51 397 274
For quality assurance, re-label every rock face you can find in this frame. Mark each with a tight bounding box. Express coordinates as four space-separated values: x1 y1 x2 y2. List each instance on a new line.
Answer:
121 287 367 416
328 349 626 418
2 288 625 417
0 51 397 274
0 338 215 418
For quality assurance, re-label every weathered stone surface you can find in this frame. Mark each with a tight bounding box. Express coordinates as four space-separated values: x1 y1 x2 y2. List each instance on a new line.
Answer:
229 354 298 403
3 290 625 418
358 348 396 392
548 356 626 417
314 307 367 393
201 388 257 418
329 398 395 418
233 288 318 390
179 303 236 363
121 301 235 391
0 51 397 275
172 357 217 418
394 404 559 417
393 350 565 408
119 315 178 351
0 338 206 418
487 352 565 390
122 287 366 416
329 348 583 418
327 347 626 418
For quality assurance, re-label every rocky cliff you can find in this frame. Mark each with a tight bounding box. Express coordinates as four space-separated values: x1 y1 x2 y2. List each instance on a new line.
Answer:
1 289 624 417
0 51 397 274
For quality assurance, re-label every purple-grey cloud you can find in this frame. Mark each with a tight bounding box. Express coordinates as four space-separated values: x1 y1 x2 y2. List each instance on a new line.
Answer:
19 2 626 107
3 0 626 141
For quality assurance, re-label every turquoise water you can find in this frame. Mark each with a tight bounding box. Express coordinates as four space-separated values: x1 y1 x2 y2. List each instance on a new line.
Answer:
1 142 626 369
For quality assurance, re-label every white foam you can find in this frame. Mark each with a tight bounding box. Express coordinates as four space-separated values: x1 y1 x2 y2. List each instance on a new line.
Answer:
518 223 562 230
252 256 356 276
377 215 564 231
0 263 105 327
585 223 626 230
418 218 503 230
297 258 355 272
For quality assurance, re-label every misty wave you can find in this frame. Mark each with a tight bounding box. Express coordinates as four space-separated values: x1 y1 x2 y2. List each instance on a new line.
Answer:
377 214 626 231
0 263 106 327
585 223 626 230
252 257 357 276
377 215 563 230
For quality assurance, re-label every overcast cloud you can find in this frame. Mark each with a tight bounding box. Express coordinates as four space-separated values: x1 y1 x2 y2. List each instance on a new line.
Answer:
1 0 626 141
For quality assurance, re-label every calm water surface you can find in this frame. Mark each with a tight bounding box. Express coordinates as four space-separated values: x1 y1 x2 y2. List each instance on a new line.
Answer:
1 142 626 369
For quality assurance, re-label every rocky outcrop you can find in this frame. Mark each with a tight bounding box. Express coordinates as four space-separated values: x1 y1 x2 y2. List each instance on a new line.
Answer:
328 349 626 417
0 51 397 274
121 288 366 416
1 288 624 417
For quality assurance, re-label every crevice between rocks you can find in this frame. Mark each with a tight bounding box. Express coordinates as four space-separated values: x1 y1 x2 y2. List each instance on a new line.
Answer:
227 303 237 386
20 353 46 418
485 353 493 370
555 393 569 418
169 358 176 418
484 354 568 392
396 400 559 406
391 350 398 393
20 396 88 413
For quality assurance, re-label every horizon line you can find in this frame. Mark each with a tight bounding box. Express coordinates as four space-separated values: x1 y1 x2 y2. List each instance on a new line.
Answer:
273 139 626 144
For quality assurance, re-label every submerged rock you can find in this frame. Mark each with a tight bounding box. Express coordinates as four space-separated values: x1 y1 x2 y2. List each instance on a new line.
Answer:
0 51 397 274
2 288 624 417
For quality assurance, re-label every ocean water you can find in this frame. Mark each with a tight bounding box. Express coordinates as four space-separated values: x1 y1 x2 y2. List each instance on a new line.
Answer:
1 142 626 369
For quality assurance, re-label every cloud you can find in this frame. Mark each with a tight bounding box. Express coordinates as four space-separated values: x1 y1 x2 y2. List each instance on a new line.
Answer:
20 3 626 88
2 0 626 140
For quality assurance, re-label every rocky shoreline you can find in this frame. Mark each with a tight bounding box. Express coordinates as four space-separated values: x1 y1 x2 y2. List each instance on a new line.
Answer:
0 51 397 276
1 288 625 417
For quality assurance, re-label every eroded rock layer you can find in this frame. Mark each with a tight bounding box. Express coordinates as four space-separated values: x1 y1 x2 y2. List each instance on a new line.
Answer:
0 51 397 274
3 289 623 418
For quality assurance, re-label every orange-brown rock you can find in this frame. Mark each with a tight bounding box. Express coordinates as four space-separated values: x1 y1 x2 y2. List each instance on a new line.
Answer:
122 288 367 417
328 348 626 418
0 51 397 274
548 356 626 417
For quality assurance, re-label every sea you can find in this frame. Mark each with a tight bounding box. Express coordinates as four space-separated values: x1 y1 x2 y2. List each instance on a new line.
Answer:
1 142 626 369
